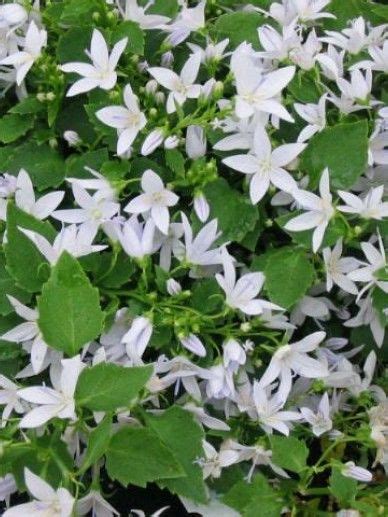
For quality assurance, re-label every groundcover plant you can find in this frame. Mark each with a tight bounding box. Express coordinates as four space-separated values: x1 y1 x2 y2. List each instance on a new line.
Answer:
0 0 387 515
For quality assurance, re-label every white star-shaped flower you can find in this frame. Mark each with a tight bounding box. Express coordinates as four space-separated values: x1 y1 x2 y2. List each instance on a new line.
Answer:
96 83 147 156
285 168 335 252
61 29 127 97
223 124 306 204
258 331 328 402
216 248 283 315
148 52 202 113
124 169 178 234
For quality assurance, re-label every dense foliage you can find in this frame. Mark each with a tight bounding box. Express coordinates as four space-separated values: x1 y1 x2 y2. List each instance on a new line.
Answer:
0 0 387 515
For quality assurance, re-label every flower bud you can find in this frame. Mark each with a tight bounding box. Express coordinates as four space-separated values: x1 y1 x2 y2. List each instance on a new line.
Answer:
137 60 148 72
161 51 174 68
145 79 158 95
164 135 180 149
341 462 372 483
63 130 81 147
214 81 224 96
223 339 246 372
240 322 251 332
122 316 153 364
186 125 207 159
141 128 164 156
166 278 182 296
180 334 206 357
194 193 210 223
201 78 216 100
155 91 165 105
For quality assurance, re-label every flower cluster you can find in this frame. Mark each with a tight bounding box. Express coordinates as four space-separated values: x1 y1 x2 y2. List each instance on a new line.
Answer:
0 0 386 516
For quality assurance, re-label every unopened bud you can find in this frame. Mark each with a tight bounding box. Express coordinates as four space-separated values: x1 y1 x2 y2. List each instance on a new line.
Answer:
137 60 148 72
201 78 216 99
214 81 224 95
145 79 158 95
240 322 251 332
155 91 165 105
194 193 210 223
164 135 180 149
161 51 174 68
166 278 182 296
141 128 164 156
63 130 81 147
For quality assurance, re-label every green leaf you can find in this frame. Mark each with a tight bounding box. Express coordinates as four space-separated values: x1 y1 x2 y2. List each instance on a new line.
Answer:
372 4 388 22
57 26 94 63
325 0 382 30
60 0 104 25
5 142 66 190
0 315 24 376
202 178 259 243
66 148 109 179
251 248 280 272
38 252 104 356
147 0 179 17
9 97 44 115
270 436 308 474
80 416 112 473
301 121 369 190
288 71 321 103
0 253 30 315
112 21 145 55
75 363 152 411
191 278 223 314
372 287 388 328
5 204 56 293
96 251 136 288
100 160 129 182
0 114 34 144
106 426 184 487
223 474 284 516
264 247 315 309
165 149 185 176
55 96 96 144
375 265 388 282
329 467 357 506
146 406 207 503
0 435 73 490
212 12 264 49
